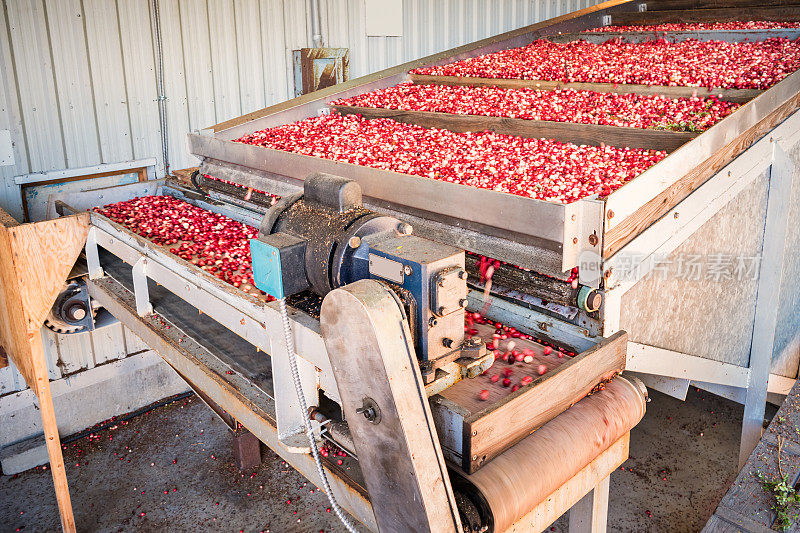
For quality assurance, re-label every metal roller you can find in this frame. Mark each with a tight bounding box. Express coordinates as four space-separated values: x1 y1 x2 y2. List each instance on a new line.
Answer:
452 376 648 532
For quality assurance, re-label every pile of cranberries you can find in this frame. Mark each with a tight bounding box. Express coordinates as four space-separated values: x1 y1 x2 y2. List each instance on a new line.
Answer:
235 114 666 203
586 21 800 33
467 312 575 400
333 82 739 132
94 196 274 300
411 37 800 89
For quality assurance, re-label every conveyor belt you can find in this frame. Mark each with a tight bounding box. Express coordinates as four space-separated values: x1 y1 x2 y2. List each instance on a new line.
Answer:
100 250 273 394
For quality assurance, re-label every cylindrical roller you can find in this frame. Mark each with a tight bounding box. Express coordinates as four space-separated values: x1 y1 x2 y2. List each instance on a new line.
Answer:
454 376 647 532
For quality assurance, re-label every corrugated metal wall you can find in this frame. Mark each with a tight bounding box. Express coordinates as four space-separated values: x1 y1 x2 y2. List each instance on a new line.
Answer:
0 0 600 222
0 324 152 396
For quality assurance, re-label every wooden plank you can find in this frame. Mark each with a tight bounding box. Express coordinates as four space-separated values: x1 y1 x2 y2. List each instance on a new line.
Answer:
332 105 697 152
504 434 628 533
740 144 794 467
0 205 19 227
7 216 90 333
703 379 800 532
464 332 627 472
554 29 800 44
567 475 609 533
171 166 199 184
31 332 75 533
613 6 800 25
651 0 793 9
409 74 762 104
603 90 800 259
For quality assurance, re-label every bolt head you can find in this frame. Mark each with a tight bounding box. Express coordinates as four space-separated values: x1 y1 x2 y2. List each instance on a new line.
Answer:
397 222 413 235
403 265 413 276
348 236 362 248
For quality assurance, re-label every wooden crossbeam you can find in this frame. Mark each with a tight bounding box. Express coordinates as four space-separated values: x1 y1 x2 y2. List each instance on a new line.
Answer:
332 104 698 152
612 5 800 25
409 74 762 104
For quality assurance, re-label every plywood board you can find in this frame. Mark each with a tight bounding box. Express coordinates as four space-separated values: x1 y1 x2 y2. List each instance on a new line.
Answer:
620 171 769 367
0 206 84 532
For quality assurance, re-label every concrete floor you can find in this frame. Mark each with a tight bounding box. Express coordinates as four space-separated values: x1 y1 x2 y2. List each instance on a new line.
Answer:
0 386 761 532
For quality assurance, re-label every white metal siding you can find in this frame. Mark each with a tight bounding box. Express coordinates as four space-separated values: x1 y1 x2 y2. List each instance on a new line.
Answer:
0 0 600 220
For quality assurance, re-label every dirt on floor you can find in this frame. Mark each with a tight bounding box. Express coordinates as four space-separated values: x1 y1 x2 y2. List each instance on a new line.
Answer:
0 386 762 532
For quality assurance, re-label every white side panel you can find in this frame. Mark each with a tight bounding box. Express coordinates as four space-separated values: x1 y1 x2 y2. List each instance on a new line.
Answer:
234 0 267 113
260 0 289 106
179 0 216 132
91 323 128 365
158 0 192 171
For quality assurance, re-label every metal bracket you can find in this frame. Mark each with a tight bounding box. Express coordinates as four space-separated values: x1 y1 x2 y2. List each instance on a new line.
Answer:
85 227 104 280
132 257 154 317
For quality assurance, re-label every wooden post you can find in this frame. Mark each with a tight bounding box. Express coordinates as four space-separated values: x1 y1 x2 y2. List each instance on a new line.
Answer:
740 143 795 468
568 476 610 533
0 206 89 532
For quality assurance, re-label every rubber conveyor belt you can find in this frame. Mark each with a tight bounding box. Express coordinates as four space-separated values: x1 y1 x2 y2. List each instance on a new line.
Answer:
99 250 273 395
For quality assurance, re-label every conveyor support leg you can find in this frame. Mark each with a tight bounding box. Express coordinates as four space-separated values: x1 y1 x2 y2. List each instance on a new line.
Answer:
568 475 610 533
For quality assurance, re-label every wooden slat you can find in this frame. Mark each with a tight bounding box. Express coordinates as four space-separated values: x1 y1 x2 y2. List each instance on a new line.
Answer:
410 74 762 104
649 0 796 9
703 379 800 532
332 105 697 152
603 89 800 258
613 5 800 25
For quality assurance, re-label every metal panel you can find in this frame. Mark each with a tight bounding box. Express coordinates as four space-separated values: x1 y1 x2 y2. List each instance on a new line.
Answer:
158 0 193 172
83 0 134 163
772 140 800 378
91 322 128 364
5 0 64 173
0 1 28 221
118 0 165 177
44 0 101 168
208 0 241 122
233 0 267 114
259 0 289 106
57 330 95 374
179 0 215 132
